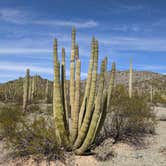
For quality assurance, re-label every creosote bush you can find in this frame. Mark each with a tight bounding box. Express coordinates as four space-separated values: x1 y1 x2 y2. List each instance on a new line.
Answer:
100 85 156 143
0 106 65 161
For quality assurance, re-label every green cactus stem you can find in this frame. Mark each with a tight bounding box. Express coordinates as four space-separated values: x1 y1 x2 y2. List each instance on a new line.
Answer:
23 69 30 112
61 47 69 128
78 37 95 129
75 59 106 154
53 39 69 146
74 39 98 149
71 59 81 144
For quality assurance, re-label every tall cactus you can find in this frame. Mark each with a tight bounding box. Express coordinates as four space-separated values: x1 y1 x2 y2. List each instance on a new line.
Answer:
23 69 30 112
70 27 76 113
71 47 81 144
78 37 95 129
129 58 133 98
61 47 69 127
53 39 69 146
75 59 105 154
74 39 98 149
53 28 116 155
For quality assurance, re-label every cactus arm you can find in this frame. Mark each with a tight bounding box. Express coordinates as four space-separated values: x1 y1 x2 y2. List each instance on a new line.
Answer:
53 39 69 146
71 59 81 144
75 60 105 154
70 27 76 113
74 40 98 149
61 47 69 128
107 62 116 110
78 37 95 129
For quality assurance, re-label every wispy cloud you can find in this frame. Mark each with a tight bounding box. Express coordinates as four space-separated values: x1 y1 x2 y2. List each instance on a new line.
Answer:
0 61 88 80
0 8 27 24
136 64 166 71
34 20 98 28
0 8 98 28
0 48 52 54
110 25 140 32
100 36 166 52
0 62 53 74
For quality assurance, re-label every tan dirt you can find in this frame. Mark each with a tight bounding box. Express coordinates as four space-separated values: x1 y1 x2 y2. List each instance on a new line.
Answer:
0 106 166 166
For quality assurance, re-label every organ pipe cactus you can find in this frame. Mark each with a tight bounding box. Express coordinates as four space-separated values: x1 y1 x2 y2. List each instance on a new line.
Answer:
53 28 116 155
23 68 30 112
61 47 69 128
53 39 70 146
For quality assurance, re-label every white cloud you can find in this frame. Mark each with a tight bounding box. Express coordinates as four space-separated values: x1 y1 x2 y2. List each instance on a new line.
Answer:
0 8 26 24
0 62 53 74
100 36 166 52
34 20 98 28
136 65 166 71
0 8 98 28
0 48 52 54
0 61 88 78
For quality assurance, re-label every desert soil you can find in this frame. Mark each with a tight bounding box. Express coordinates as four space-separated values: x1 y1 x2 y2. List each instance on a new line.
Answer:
0 106 166 166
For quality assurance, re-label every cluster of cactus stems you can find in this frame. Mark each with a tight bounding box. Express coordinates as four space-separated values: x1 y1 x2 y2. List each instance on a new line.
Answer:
129 58 133 98
53 27 116 155
23 70 48 110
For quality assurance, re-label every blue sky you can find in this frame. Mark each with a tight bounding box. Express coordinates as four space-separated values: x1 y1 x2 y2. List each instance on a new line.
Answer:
0 0 166 83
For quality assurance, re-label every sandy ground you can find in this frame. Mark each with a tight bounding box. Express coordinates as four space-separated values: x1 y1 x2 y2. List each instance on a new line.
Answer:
0 106 166 166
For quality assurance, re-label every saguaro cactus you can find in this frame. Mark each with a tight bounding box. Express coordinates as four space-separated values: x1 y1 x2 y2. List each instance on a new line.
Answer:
23 69 30 112
129 58 133 98
53 28 116 155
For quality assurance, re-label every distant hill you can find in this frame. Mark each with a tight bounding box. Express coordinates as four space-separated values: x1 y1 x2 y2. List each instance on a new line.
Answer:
0 71 165 103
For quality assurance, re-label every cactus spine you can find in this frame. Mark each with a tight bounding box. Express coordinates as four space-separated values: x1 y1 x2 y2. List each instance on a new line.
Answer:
53 28 116 155
23 69 30 112
129 58 133 98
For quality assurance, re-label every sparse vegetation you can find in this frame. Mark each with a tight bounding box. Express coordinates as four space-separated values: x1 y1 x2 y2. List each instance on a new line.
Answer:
100 85 156 143
0 106 65 161
0 27 165 166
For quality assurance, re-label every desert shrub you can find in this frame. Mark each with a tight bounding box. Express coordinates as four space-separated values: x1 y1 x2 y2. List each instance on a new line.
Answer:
101 85 156 142
0 106 23 139
28 104 41 113
153 93 166 105
0 106 65 161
